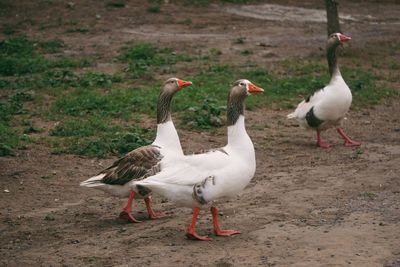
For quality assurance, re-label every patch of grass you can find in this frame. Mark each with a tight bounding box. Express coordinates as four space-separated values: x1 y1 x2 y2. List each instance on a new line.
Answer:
0 126 18 156
233 37 246 44
0 91 34 155
182 97 225 129
177 18 192 25
0 37 89 77
66 27 89 33
0 36 48 76
359 191 377 200
2 23 16 35
44 214 55 221
51 124 153 158
241 49 253 55
50 117 116 137
50 86 154 119
49 57 91 69
38 39 64 53
147 4 161 13
118 43 192 78
105 0 125 8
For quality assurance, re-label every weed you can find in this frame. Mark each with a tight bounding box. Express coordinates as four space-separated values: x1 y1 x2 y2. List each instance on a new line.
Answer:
23 126 43 134
82 256 97 263
38 39 64 53
51 126 153 157
105 0 125 8
78 72 122 87
147 4 161 13
182 97 225 129
2 23 16 35
233 37 246 44
241 49 253 55
119 43 192 78
66 27 89 33
44 214 55 221
177 18 192 25
359 192 377 200
209 48 222 57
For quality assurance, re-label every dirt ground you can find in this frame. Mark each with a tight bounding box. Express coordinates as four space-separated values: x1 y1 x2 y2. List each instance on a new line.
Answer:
1 1 400 266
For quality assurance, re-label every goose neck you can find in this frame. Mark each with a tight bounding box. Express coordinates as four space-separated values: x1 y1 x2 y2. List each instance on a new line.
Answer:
156 91 174 124
327 42 341 78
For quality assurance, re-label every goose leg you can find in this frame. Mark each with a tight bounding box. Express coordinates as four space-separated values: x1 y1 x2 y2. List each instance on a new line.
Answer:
337 128 361 146
144 196 167 220
211 207 241 236
186 207 212 241
119 191 142 223
316 129 334 148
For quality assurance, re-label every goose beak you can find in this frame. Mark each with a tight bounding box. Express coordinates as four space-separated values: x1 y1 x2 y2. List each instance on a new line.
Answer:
177 79 192 89
338 33 351 42
248 83 264 94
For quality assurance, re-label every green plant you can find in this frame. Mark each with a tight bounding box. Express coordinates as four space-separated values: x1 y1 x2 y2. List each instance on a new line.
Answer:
147 4 161 13
118 43 192 78
105 0 125 8
182 97 225 129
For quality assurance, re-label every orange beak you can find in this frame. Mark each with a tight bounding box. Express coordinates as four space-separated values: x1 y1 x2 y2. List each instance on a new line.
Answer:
248 83 264 94
177 79 192 89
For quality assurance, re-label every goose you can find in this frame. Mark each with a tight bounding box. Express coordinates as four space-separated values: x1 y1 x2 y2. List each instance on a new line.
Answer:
80 78 192 222
287 33 361 148
135 79 264 240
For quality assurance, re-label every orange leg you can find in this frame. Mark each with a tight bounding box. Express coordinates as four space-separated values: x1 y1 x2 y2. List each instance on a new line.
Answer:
185 207 212 241
119 191 142 223
337 128 361 146
316 129 334 148
211 207 240 236
144 196 167 220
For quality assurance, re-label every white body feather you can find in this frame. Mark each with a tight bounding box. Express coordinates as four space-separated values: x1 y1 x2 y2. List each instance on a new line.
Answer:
287 72 352 130
136 115 256 207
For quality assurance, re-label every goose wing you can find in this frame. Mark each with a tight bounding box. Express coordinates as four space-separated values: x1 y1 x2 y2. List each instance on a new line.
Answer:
100 145 163 185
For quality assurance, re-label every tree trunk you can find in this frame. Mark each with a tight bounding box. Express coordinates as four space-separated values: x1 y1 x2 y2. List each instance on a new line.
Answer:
324 0 341 35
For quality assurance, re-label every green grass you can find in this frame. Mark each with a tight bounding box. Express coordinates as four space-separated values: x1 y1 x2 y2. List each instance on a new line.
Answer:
0 36 397 158
50 123 153 158
147 4 161 13
105 0 126 8
0 91 34 155
118 43 192 78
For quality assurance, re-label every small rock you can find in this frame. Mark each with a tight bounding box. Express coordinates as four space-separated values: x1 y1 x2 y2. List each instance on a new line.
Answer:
4 189 10 193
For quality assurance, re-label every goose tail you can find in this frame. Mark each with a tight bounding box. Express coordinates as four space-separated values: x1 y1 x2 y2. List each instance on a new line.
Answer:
80 174 106 188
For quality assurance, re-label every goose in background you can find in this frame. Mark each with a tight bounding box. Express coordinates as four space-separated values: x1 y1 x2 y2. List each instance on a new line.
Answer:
80 78 192 222
136 79 264 240
287 33 361 148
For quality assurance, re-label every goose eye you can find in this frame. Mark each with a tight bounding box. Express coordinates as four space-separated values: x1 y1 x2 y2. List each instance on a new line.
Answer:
239 82 245 87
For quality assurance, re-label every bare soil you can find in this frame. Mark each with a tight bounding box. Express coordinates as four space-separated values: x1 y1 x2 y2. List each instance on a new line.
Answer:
1 1 400 266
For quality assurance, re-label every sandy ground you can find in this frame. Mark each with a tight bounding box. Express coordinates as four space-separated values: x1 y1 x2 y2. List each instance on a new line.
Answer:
1 1 400 266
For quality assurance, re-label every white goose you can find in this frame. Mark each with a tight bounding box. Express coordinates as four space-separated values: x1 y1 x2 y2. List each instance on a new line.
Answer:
287 33 361 148
135 79 264 240
80 78 192 222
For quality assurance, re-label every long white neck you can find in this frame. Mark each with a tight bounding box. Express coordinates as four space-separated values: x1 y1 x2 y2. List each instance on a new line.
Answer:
227 115 254 158
153 120 183 155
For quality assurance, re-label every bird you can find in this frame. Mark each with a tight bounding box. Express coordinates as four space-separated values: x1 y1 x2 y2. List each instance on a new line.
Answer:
135 79 264 240
287 33 361 148
80 77 192 223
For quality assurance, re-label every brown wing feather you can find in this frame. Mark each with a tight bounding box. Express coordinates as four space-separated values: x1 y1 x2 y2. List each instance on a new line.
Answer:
100 145 163 185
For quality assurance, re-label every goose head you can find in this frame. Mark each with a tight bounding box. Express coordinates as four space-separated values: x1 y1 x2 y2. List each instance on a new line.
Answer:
230 79 264 98
162 77 192 95
227 79 264 126
328 33 352 47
